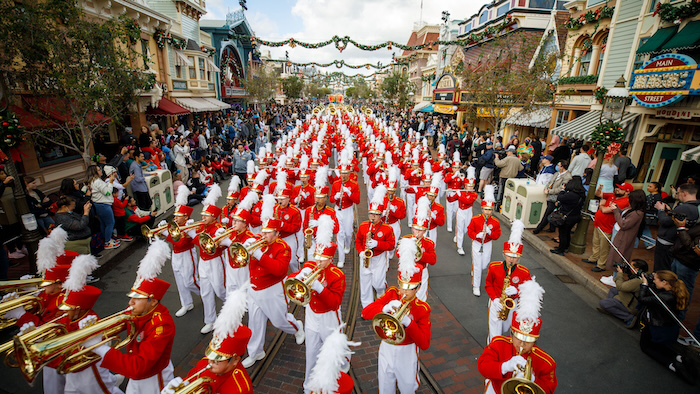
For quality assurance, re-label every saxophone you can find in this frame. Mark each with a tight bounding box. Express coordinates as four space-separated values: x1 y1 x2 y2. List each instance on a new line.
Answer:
362 225 375 269
497 269 515 321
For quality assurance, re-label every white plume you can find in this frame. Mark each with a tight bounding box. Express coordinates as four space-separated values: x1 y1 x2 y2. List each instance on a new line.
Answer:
314 166 328 189
484 184 496 203
306 328 360 394
258 147 267 160
509 220 525 245
316 215 335 248
237 190 259 211
299 154 309 169
260 194 276 222
384 151 393 166
453 150 461 164
277 154 287 169
388 165 398 184
438 144 446 155
415 196 430 222
423 161 432 177
228 176 241 193
213 282 250 338
265 142 272 154
516 279 545 324
275 169 288 193
202 184 222 208
63 255 98 292
246 160 255 174
411 148 419 163
397 237 420 280
371 184 387 206
175 184 190 207
253 169 269 186
136 238 171 281
467 166 476 180
37 229 66 276
430 172 443 188
48 226 68 248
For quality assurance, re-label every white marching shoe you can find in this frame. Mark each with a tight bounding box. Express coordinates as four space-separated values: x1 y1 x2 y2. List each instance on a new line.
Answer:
344 248 351 255
242 351 265 368
295 321 305 345
453 236 457 243
175 304 194 317
200 323 214 334
338 261 344 268
457 248 465 256
447 228 453 233
473 287 481 297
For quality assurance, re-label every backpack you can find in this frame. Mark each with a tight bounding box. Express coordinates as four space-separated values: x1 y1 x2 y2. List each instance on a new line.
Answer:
626 163 637 180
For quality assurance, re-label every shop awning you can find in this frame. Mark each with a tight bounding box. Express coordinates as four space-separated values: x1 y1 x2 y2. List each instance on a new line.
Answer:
550 110 639 140
22 97 110 127
681 145 700 164
412 101 432 112
174 50 194 67
206 58 220 72
175 97 230 112
660 21 700 52
419 104 434 113
146 97 190 116
636 26 677 55
10 105 53 130
504 107 552 128
434 104 455 114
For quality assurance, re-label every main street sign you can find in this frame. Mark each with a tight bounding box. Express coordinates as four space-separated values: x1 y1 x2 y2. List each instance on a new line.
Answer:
630 53 699 108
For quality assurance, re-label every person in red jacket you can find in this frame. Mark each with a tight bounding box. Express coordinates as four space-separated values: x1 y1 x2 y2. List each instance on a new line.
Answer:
330 164 361 268
303 184 339 257
444 156 465 233
484 220 531 342
293 169 315 211
243 218 305 369
220 192 259 293
404 157 422 226
468 185 501 297
288 216 346 393
355 185 396 308
383 171 407 259
112 191 133 242
93 240 176 394
402 202 437 302
361 249 431 394
478 279 557 394
424 178 446 243
455 168 478 256
273 185 302 272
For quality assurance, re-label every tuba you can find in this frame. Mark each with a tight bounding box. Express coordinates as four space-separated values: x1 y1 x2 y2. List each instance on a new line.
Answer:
14 308 135 382
284 267 323 306
141 221 171 240
498 270 515 321
372 298 412 345
502 356 545 394
0 278 44 293
228 238 267 268
0 294 43 331
0 314 67 368
199 228 237 255
169 220 204 242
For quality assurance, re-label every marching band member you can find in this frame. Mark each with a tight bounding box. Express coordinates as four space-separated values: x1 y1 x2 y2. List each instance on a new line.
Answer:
330 163 360 269
221 176 241 228
478 279 557 394
92 239 176 394
355 185 396 308
468 185 501 297
293 167 315 211
361 240 431 394
220 192 259 292
61 255 122 393
273 176 302 272
406 197 437 301
455 167 478 256
384 166 407 259
162 286 253 394
444 152 464 233
159 185 199 318
243 214 305 369
305 329 358 394
191 184 227 334
404 150 422 226
288 215 346 393
485 220 531 343
303 167 339 257
424 173 446 243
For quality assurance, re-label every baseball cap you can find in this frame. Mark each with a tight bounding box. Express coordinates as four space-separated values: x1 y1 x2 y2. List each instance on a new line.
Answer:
542 155 553 162
507 146 516 152
615 182 633 193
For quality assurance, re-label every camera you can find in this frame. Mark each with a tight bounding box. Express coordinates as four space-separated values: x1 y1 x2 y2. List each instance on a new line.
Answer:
670 211 687 222
643 272 655 282
496 150 507 160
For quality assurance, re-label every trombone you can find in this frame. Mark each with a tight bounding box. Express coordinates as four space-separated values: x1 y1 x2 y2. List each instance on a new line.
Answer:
228 238 268 268
141 221 171 240
0 278 44 294
172 365 214 394
198 228 237 255
169 220 204 242
284 267 323 306
372 298 412 345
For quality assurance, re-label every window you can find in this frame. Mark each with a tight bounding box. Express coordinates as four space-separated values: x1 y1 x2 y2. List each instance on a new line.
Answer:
555 110 570 127
207 71 212 81
479 11 488 25
463 22 472 33
497 4 509 17
188 57 196 79
199 58 205 80
596 36 607 74
649 0 660 13
141 40 150 70
175 66 182 79
631 38 650 80
578 48 592 76
587 0 606 6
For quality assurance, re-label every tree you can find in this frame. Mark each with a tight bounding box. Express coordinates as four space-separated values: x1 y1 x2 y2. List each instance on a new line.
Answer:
244 65 277 104
381 71 415 107
0 0 155 165
281 76 304 99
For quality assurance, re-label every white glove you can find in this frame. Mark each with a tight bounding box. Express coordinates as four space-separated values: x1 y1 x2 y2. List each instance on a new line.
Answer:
296 267 313 280
158 220 167 228
309 220 318 228
411 169 420 176
301 191 308 198
215 228 226 236
5 306 25 320
382 300 402 313
186 219 195 226
19 322 36 336
1 291 18 303
295 196 301 204
20 274 33 280
390 204 397 212
366 239 378 249
252 249 263 260
221 217 230 224
476 232 485 239
401 315 412 327
92 343 110 358
501 355 527 375
486 225 493 235
343 186 352 194
492 299 503 313
505 286 518 296
243 238 255 247
310 280 324 293
161 377 184 394
334 192 341 201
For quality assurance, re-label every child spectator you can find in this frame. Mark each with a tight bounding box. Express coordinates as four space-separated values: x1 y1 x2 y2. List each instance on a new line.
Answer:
112 188 132 242
124 196 157 237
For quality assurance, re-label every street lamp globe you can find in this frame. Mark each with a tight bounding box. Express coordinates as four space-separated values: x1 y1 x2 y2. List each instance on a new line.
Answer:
601 75 629 123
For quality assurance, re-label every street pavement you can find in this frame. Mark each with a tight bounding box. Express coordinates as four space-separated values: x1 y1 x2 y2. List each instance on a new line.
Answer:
1 177 698 393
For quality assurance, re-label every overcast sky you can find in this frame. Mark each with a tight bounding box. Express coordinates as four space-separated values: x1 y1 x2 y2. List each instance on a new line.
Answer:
201 0 484 76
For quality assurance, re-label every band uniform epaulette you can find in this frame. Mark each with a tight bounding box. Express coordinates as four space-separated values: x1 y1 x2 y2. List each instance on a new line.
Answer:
329 266 343 276
491 336 511 345
413 297 431 312
531 347 555 366
488 261 503 269
152 311 163 324
231 368 251 391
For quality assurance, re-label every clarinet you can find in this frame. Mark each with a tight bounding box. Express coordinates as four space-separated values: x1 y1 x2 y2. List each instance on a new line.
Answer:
479 213 489 253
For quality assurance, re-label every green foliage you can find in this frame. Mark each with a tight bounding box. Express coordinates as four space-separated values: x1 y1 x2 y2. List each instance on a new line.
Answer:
345 79 373 99
0 109 24 150
244 66 277 103
0 0 152 163
654 1 700 23
566 5 615 30
591 122 624 152
381 72 414 107
281 76 304 99
593 86 608 104
558 74 599 85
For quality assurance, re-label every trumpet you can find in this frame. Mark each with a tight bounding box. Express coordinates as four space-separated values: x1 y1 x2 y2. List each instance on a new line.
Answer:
0 293 43 331
497 270 515 321
372 298 412 345
173 365 214 394
141 221 171 240
199 228 238 255
362 230 375 269
14 308 135 382
0 278 44 293
502 353 545 394
0 314 67 368
169 220 204 242
228 238 268 268
304 228 314 249
284 267 323 306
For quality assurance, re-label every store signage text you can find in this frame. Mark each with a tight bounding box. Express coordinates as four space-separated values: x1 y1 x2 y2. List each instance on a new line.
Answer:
654 109 698 119
630 54 698 108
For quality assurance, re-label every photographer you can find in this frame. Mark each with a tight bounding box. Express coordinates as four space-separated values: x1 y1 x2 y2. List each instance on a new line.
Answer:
494 146 523 208
666 184 700 302
638 271 694 383
533 160 571 235
598 259 648 328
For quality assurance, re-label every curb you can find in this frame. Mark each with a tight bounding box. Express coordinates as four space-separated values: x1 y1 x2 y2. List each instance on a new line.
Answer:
495 212 608 299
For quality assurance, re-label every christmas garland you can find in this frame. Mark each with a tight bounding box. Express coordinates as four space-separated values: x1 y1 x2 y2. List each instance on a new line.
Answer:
270 59 400 69
200 47 216 57
228 15 516 52
120 16 141 45
593 86 608 104
565 5 615 30
420 72 436 81
591 122 624 151
153 28 187 50
0 109 25 151
654 1 700 24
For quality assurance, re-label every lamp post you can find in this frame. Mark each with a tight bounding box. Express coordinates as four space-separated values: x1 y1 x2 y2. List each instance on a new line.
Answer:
569 76 629 255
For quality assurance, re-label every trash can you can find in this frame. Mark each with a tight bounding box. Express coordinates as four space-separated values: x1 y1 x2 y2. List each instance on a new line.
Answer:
145 171 161 212
156 170 174 213
514 184 547 228
501 179 532 221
